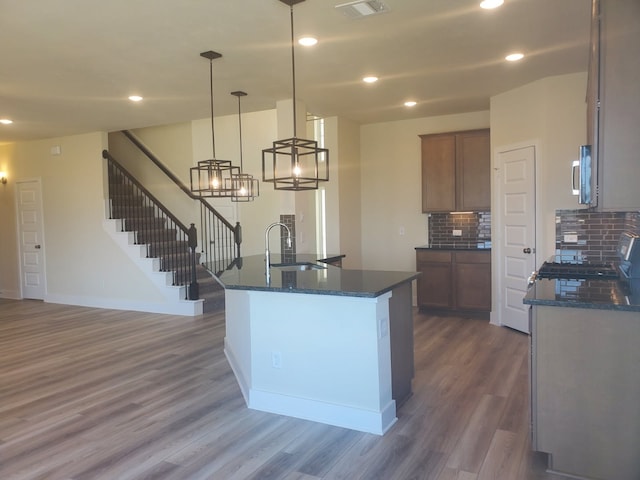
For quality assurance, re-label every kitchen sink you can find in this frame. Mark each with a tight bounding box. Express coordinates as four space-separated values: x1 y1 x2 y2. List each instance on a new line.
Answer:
270 262 327 272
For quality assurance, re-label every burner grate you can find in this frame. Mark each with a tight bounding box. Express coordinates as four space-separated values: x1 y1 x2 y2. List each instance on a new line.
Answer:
537 262 618 280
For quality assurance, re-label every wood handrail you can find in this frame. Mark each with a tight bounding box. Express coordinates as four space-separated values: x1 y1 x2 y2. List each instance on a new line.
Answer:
121 130 236 232
102 150 191 235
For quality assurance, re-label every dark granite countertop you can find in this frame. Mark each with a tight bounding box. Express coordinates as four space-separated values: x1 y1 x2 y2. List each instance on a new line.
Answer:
523 278 640 312
215 254 420 298
415 245 492 251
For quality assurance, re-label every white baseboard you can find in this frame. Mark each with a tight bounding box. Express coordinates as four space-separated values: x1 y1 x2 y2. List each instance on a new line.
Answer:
45 292 203 316
248 388 397 435
0 289 22 300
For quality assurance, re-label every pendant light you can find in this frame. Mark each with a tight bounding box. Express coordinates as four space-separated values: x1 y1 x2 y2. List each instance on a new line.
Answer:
262 0 329 191
228 91 259 202
190 50 240 198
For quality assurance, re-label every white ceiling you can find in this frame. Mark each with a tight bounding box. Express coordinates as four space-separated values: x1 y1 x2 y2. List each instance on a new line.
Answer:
0 0 591 144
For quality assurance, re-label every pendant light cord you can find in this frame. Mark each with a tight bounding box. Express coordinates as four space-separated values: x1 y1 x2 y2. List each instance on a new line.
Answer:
289 4 297 139
209 59 216 158
236 95 244 173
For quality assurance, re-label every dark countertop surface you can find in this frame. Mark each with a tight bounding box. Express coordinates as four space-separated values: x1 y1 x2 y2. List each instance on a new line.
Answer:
214 254 420 298
415 245 492 251
523 278 640 312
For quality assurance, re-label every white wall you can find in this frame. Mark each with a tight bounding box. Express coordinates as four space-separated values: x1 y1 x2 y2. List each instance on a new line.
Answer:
109 124 198 228
359 111 490 272
333 116 362 269
191 109 280 257
490 72 588 261
0 132 167 306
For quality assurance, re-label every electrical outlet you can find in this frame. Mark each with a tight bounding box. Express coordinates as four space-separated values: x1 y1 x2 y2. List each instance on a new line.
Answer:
272 351 282 369
564 234 578 243
452 229 462 237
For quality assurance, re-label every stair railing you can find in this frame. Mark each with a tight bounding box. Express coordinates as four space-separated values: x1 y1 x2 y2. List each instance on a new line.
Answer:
103 150 199 300
119 130 241 274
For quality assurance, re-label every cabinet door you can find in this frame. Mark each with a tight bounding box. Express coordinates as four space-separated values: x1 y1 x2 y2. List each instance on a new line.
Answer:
416 250 453 309
597 0 640 210
457 130 491 211
417 262 453 309
421 134 456 212
453 251 491 311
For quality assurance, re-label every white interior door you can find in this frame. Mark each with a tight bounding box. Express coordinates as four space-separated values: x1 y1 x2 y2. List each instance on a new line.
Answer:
17 179 47 300
497 145 536 333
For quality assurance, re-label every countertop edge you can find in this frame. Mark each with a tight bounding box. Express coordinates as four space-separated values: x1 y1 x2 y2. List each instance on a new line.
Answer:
222 271 421 298
415 246 491 251
523 297 640 312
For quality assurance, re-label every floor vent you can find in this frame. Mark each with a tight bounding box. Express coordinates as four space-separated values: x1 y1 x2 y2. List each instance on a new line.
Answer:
335 0 389 19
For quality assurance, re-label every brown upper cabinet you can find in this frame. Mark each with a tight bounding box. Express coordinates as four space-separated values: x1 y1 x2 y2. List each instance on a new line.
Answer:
420 129 490 213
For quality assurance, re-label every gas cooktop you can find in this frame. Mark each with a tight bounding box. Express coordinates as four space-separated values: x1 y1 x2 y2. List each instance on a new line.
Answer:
536 261 619 280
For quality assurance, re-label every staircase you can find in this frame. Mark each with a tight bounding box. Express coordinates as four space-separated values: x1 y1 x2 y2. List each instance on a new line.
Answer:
107 168 226 314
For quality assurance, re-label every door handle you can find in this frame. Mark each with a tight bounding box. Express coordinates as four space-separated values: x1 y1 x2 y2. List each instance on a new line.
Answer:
523 247 531 254
35 245 41 249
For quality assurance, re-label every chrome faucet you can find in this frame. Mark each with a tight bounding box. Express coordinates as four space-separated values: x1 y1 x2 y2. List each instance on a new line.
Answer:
265 222 292 282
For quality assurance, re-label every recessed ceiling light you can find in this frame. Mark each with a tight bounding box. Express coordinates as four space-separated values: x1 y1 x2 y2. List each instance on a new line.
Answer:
0 118 13 125
298 36 318 47
480 0 504 9
362 76 378 84
404 101 417 107
128 95 143 102
505 52 524 62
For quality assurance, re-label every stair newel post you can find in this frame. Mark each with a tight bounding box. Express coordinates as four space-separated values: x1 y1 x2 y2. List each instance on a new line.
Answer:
234 222 242 259
187 223 199 300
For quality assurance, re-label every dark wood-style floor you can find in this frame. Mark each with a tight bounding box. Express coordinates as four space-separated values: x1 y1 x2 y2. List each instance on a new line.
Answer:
0 299 564 480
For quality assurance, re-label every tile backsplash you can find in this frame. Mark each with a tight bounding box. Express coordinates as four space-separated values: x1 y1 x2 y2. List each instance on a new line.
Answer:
428 211 491 248
555 210 640 263
279 214 296 262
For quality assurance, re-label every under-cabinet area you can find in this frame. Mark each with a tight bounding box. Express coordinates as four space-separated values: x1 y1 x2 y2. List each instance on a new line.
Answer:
420 128 490 213
415 248 491 314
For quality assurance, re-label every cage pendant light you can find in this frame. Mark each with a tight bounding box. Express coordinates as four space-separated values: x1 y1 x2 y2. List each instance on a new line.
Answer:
228 91 259 202
190 50 240 198
262 0 329 191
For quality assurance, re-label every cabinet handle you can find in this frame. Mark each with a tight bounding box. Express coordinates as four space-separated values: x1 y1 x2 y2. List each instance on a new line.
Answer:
523 247 532 254
35 244 41 249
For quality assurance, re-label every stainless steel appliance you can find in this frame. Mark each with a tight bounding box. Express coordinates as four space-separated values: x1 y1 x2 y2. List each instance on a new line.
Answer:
571 145 597 206
535 260 617 280
617 231 640 279
532 231 640 282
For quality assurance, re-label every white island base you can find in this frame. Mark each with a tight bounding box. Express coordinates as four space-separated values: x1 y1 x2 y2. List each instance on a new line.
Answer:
224 288 403 435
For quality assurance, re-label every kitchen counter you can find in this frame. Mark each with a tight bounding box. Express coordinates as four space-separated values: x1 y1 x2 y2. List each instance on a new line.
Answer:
524 278 640 312
415 244 491 251
217 254 420 298
218 253 419 435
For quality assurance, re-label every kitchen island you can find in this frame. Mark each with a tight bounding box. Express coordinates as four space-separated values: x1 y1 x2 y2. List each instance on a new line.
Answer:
215 254 420 435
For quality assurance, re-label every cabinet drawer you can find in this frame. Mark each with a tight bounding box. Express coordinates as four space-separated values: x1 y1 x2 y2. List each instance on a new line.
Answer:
416 250 451 263
454 251 490 264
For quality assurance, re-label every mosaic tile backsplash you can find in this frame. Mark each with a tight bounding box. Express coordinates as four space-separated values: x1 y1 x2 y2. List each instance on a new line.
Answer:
428 211 491 248
279 214 296 263
555 210 640 263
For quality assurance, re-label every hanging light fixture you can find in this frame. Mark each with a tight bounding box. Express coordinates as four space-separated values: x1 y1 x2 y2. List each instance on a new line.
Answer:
262 0 329 191
190 50 240 198
228 91 259 202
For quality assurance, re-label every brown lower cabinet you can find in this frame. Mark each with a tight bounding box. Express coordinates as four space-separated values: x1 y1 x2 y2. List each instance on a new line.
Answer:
416 249 491 313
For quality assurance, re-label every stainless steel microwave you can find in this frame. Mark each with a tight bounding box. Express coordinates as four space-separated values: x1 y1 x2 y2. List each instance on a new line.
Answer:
572 145 596 206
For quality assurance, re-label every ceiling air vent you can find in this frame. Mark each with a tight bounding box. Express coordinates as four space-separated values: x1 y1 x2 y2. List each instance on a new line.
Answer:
335 0 389 19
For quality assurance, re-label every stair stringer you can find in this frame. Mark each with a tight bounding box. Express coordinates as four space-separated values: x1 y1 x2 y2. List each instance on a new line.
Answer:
102 217 204 316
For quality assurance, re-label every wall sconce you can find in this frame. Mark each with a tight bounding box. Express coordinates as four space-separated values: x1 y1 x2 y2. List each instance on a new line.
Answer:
0 172 7 184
